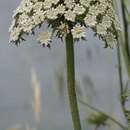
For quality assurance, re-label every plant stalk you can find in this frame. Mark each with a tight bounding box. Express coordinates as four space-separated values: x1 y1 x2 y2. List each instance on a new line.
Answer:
121 0 130 59
65 32 82 130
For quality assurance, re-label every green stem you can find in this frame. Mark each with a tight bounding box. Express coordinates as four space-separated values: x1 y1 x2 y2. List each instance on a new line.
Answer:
121 0 130 60
65 33 82 130
113 0 130 78
116 41 126 112
113 0 126 116
123 0 130 23
118 33 130 77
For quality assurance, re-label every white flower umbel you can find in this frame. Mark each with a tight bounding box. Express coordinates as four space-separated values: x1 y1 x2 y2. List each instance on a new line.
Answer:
9 0 120 47
55 4 66 15
43 0 59 9
64 0 75 9
103 32 117 48
9 27 22 42
46 8 58 20
102 15 112 28
80 0 91 8
58 22 69 35
37 31 52 46
96 23 107 35
71 24 86 39
33 10 45 25
84 14 97 27
33 2 43 12
64 10 76 22
73 4 85 15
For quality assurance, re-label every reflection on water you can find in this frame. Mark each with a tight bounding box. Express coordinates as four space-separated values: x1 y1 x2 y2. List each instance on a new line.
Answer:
31 67 42 125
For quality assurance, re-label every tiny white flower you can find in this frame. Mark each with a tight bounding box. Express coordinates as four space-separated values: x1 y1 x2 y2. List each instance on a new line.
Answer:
107 7 116 19
33 10 45 25
64 10 76 22
96 23 107 35
96 3 108 14
9 19 16 32
114 18 121 31
58 22 70 35
88 5 98 16
43 0 53 9
71 24 86 39
80 0 91 7
73 4 85 15
22 20 35 33
43 0 59 9
102 15 112 28
13 0 33 16
10 27 22 42
33 2 43 12
104 32 117 47
38 31 52 45
52 0 60 5
55 4 66 15
46 8 58 20
18 14 35 32
84 14 97 27
18 13 30 26
64 0 75 9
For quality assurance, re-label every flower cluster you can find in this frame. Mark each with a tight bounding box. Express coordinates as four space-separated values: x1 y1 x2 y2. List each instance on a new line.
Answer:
9 0 120 47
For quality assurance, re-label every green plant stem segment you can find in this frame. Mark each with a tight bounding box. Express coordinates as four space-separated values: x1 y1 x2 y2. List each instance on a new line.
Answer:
65 33 82 130
121 0 130 59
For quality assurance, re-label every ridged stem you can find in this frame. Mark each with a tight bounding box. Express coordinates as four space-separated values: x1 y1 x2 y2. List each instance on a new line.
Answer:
65 33 82 130
121 0 130 59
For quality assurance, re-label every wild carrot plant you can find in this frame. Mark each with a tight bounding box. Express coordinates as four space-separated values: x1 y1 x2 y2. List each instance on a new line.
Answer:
9 0 121 130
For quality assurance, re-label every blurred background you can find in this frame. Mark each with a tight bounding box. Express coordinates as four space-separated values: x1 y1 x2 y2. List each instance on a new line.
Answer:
0 0 130 130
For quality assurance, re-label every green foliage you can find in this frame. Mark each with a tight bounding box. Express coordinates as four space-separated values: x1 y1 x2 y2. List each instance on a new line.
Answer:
88 112 108 127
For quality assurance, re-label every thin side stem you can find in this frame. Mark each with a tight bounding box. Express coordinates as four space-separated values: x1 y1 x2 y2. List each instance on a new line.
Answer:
114 0 130 78
65 33 82 130
118 33 130 77
117 43 124 97
78 97 126 130
117 42 126 111
113 0 125 108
